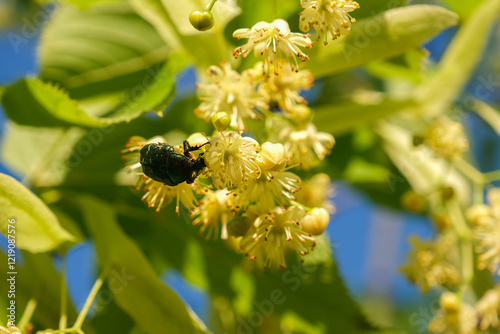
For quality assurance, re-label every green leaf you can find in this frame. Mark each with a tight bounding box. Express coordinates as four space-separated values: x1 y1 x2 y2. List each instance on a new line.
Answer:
343 157 391 183
39 3 169 98
129 0 181 50
0 173 75 253
354 0 409 19
76 195 209 334
132 0 236 69
473 100 500 136
0 122 81 182
104 53 187 120
2 78 110 128
308 5 459 77
440 0 483 18
1 54 186 128
313 98 415 135
416 0 500 115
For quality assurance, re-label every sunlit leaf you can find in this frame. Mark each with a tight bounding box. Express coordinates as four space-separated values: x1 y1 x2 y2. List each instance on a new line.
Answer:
1 54 186 128
416 0 500 115
440 0 483 18
0 173 75 253
473 100 500 136
314 97 415 135
39 3 169 98
2 78 110 127
308 5 459 76
76 195 209 334
354 0 409 19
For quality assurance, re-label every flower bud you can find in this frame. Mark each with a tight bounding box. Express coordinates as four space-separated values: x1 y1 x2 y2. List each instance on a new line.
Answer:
441 186 455 201
401 190 426 213
301 208 330 235
228 216 252 237
440 292 460 313
432 212 452 231
189 10 215 31
287 104 312 126
258 142 287 171
211 112 231 131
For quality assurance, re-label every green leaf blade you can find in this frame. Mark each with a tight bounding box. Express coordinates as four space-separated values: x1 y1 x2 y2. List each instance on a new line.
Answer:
77 195 209 334
416 0 500 114
0 173 75 253
308 5 459 76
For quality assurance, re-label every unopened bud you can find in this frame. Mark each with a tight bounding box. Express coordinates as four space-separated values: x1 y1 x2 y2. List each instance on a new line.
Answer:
189 10 215 31
258 142 287 171
432 212 452 231
441 186 455 201
287 104 312 125
440 292 460 313
401 190 426 213
301 208 330 235
228 216 252 237
211 112 231 131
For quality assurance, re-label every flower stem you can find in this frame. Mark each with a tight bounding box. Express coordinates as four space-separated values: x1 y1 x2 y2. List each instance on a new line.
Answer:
454 157 485 185
447 200 474 293
272 0 277 20
18 298 37 331
204 0 217 12
484 169 500 182
72 269 108 330
59 258 68 330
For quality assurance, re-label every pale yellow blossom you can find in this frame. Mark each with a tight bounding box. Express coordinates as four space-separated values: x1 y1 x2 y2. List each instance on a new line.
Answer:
299 0 359 44
233 19 313 74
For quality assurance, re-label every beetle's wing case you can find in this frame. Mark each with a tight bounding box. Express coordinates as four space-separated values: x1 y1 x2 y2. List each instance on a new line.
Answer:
140 143 177 185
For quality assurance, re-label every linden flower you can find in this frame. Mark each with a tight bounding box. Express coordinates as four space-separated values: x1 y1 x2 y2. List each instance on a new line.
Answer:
295 173 335 213
191 189 234 240
233 19 313 74
231 142 301 213
470 189 500 275
279 123 335 170
240 206 315 269
400 234 460 293
121 136 197 213
475 287 500 330
428 292 477 334
231 169 302 214
299 0 360 45
205 131 261 190
426 117 469 159
301 207 330 235
0 320 22 334
196 63 268 131
256 63 314 113
136 177 198 214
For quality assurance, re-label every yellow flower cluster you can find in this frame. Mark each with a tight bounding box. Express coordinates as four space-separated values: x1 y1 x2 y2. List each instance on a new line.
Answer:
400 234 460 293
467 188 500 275
120 4 359 268
425 116 470 159
0 320 22 334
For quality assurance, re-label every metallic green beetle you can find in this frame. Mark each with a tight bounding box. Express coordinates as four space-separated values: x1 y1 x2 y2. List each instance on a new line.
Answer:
140 140 208 186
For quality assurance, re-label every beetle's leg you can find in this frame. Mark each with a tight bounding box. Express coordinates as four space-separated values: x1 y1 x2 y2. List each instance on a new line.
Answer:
183 140 211 158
